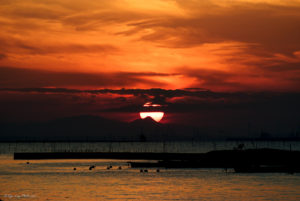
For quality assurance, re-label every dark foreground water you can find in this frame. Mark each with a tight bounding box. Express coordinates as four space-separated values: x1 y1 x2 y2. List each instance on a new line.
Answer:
1 141 300 200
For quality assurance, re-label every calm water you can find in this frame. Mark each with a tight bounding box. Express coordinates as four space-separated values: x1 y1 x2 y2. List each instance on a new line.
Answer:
1 142 300 200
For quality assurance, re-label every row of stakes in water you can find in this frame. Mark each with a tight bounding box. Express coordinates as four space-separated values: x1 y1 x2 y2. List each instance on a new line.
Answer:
71 165 122 171
72 166 160 172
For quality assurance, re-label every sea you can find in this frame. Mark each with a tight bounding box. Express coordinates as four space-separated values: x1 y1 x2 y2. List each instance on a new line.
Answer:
1 141 300 201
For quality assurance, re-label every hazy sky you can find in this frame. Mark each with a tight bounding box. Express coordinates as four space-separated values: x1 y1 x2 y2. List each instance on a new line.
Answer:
0 0 300 133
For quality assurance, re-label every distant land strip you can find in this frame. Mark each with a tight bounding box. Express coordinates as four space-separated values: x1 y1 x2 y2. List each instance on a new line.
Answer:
14 152 203 160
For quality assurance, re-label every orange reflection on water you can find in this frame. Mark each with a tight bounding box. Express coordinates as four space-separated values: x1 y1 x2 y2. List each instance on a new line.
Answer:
0 156 300 201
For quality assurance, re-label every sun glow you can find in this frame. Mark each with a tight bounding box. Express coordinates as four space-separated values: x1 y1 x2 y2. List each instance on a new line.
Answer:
140 112 164 122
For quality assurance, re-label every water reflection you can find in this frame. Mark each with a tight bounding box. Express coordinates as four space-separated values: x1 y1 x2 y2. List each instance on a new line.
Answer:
0 155 300 201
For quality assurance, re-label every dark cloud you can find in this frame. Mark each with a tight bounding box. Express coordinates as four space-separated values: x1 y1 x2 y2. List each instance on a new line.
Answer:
1 85 297 102
5 6 67 20
0 53 6 60
237 57 300 91
0 67 177 88
175 62 300 92
253 61 300 73
0 37 120 55
62 10 151 31
20 43 119 55
178 67 235 84
124 2 300 55
176 67 249 91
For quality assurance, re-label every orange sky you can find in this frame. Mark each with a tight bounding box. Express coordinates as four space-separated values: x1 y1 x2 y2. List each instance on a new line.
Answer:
1 0 300 91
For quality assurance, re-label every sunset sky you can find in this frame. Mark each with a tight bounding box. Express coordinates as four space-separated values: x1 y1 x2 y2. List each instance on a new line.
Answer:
1 0 300 91
0 0 300 135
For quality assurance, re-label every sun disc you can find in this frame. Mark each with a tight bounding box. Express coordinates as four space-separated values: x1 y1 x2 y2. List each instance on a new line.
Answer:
140 112 164 122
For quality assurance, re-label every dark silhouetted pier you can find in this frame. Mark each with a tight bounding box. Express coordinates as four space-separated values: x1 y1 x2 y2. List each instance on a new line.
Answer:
14 149 300 173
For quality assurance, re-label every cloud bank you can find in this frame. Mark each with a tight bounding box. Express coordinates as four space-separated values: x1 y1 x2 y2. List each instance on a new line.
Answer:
0 0 300 91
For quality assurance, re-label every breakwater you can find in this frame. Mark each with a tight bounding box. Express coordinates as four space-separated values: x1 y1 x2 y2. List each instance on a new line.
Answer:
14 148 300 173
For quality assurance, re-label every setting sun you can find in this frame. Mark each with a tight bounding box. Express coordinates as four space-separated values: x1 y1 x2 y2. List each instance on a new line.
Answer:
140 102 165 122
140 112 164 122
